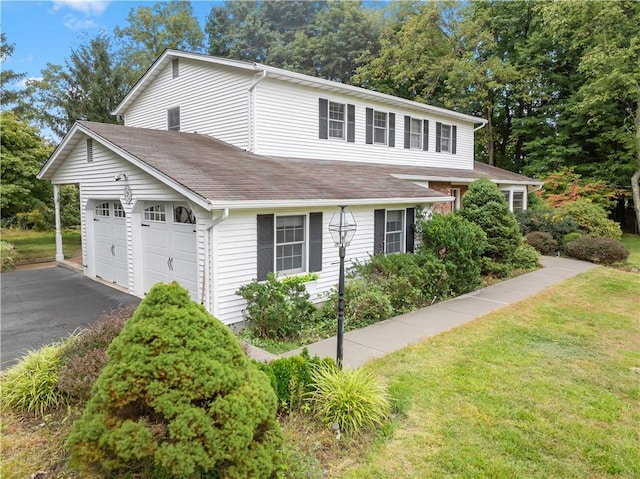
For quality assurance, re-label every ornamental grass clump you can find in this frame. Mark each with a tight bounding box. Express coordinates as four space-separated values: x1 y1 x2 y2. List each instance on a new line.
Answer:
309 363 391 435
67 282 283 478
1 341 69 416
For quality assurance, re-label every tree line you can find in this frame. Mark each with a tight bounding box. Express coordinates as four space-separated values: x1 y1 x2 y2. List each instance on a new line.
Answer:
2 0 638 228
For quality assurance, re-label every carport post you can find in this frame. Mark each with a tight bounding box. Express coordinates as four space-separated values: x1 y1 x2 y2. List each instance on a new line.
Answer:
53 184 64 261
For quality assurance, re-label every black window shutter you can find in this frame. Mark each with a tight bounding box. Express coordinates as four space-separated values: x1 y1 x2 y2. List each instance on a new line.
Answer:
257 214 274 281
347 104 355 143
423 120 429 151
319 98 328 139
374 209 385 255
436 122 442 152
365 108 373 144
452 125 457 154
404 115 411 149
405 207 415 253
388 113 395 147
309 212 323 272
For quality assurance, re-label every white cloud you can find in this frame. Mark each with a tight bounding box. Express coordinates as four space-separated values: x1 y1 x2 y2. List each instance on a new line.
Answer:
17 77 43 89
52 1 109 16
64 15 98 30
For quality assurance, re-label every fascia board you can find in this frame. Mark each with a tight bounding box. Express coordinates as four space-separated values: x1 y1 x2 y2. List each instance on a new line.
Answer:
207 196 455 210
391 174 543 186
37 123 82 180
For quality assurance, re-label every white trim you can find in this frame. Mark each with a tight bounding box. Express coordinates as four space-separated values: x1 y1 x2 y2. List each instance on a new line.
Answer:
391 173 543 186
113 50 488 126
207 196 454 209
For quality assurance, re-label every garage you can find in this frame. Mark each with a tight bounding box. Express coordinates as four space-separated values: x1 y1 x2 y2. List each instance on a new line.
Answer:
94 201 128 287
141 203 198 300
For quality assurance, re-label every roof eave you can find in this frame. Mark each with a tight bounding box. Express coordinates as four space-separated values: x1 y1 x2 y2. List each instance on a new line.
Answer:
392 174 543 186
207 196 455 210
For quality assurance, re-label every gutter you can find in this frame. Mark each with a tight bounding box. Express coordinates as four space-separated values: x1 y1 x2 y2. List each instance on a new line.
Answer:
201 208 230 306
247 70 267 152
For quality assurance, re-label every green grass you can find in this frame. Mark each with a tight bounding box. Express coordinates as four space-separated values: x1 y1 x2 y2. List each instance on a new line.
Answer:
0 229 82 265
332 267 640 478
621 233 640 269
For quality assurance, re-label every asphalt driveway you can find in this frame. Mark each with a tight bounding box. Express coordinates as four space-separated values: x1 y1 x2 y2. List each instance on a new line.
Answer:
1 266 140 368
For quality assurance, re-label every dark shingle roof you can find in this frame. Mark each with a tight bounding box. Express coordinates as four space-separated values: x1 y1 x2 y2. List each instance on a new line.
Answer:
78 122 538 206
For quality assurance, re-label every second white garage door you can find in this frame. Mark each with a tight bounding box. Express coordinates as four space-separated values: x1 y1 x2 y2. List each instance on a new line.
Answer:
142 203 198 301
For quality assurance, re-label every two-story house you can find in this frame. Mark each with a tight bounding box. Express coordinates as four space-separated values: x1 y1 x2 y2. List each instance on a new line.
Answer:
38 50 541 326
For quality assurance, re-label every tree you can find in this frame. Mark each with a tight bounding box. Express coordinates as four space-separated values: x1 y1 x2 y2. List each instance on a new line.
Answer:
0 33 26 111
115 0 204 82
25 33 129 139
0 111 53 221
68 282 283 478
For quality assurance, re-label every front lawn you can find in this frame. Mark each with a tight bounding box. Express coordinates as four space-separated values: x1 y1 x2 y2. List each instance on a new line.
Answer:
330 267 640 478
621 233 640 269
0 229 82 265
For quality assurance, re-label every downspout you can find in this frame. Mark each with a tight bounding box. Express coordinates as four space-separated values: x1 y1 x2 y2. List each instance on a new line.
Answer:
474 122 487 132
247 70 267 152
201 208 230 308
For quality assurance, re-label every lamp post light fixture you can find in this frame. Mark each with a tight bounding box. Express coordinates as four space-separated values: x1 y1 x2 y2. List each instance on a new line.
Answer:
328 206 357 369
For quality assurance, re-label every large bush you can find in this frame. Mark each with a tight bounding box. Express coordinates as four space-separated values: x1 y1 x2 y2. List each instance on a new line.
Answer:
0 240 16 271
67 282 283 478
516 207 582 242
417 213 487 295
565 236 629 264
525 231 558 255
237 272 317 340
57 307 134 403
556 199 622 239
459 178 523 274
321 279 395 328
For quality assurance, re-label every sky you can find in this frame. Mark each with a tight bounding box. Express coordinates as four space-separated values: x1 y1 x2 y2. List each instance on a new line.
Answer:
1 0 219 85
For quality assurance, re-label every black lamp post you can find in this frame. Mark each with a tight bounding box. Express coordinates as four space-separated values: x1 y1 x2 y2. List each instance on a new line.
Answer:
328 206 357 369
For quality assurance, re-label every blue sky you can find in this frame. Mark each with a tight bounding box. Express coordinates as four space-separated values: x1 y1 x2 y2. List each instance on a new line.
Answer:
1 0 218 84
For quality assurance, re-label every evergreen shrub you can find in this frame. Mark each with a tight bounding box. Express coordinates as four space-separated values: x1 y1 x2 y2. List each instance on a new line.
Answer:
516 207 582 242
525 231 558 255
511 244 541 270
309 363 391 435
557 199 622 239
562 232 584 249
565 236 629 264
417 213 487 294
67 282 283 478
57 307 135 403
0 240 16 271
237 272 318 340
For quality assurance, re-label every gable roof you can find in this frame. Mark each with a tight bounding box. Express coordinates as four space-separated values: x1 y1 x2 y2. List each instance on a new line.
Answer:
41 121 466 210
113 50 488 126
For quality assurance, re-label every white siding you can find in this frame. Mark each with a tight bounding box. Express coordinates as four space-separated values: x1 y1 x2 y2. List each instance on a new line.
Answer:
253 79 476 170
212 204 418 325
124 59 252 150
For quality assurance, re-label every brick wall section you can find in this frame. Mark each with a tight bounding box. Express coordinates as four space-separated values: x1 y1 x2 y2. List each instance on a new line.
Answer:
429 181 453 214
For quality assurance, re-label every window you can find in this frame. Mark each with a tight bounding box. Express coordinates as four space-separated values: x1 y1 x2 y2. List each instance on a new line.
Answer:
502 191 510 204
366 108 395 147
86 138 93 162
144 204 166 222
410 118 422 149
113 202 126 218
95 202 109 216
512 192 525 212
172 58 179 78
436 122 457 154
404 116 429 150
374 111 387 144
319 99 354 142
328 102 345 139
168 107 180 131
385 210 405 254
174 205 196 224
276 215 305 273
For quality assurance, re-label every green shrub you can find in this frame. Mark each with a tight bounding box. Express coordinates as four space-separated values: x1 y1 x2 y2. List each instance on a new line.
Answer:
417 213 487 294
459 178 522 269
516 207 582 242
1 341 70 416
257 349 333 413
57 307 134 403
237 272 318 340
526 231 558 255
0 240 16 271
565 236 630 264
557 199 622 239
67 282 283 478
511 244 541 270
309 363 391 435
562 232 584 250
481 257 513 278
319 279 394 329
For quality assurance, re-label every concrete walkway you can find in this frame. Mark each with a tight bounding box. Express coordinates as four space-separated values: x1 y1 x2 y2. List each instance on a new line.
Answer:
248 256 596 367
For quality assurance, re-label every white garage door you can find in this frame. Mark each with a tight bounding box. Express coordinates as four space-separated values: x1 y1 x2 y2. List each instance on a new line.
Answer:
94 201 128 286
142 204 198 301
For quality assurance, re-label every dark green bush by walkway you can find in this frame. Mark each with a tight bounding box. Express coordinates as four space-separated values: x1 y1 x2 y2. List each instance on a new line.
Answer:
566 236 629 264
67 282 283 478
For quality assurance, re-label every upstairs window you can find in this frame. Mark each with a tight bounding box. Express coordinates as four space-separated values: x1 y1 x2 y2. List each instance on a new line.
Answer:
404 116 429 150
366 108 395 147
172 58 179 78
319 98 354 142
436 122 457 154
168 107 180 131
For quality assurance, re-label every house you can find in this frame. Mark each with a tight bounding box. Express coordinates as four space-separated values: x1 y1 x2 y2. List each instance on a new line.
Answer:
38 50 541 326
